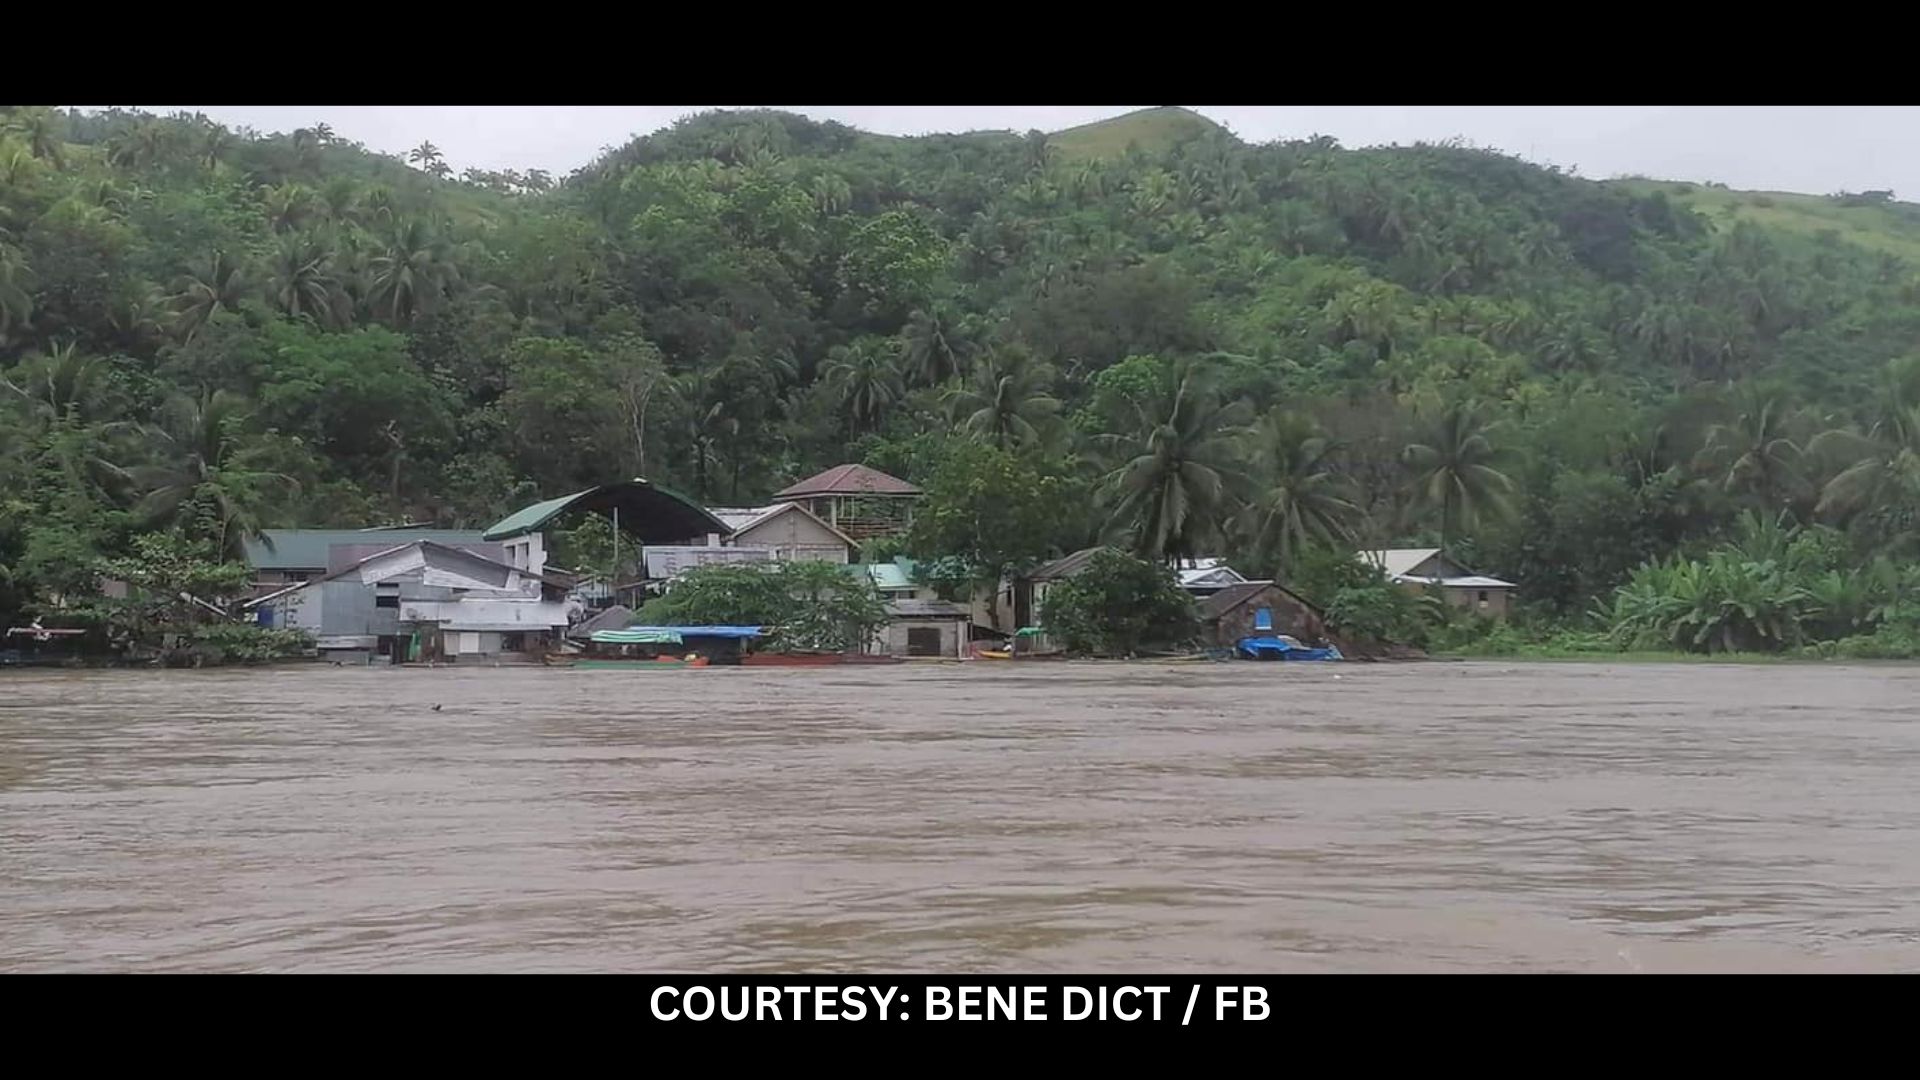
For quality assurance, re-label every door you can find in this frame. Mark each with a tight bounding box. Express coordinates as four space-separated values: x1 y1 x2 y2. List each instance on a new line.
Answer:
906 626 942 657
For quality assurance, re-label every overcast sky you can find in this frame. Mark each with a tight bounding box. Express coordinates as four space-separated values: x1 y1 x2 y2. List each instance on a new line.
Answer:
125 106 1917 197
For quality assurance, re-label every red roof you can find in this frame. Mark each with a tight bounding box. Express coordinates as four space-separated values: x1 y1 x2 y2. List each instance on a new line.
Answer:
773 463 922 499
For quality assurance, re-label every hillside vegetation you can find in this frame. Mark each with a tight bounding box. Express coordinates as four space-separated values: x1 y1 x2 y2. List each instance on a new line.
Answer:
4 104 1920 655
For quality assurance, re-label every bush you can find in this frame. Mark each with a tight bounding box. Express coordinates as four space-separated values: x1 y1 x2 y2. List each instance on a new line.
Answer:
638 561 887 653
187 624 314 662
1040 549 1195 656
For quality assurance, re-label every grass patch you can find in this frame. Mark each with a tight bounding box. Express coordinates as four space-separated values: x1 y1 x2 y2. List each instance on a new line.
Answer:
1051 107 1224 161
1607 178 1920 262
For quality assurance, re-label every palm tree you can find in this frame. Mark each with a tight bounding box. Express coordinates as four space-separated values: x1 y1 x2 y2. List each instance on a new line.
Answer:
944 347 1060 450
268 233 345 325
0 241 31 345
1097 358 1250 561
1 107 63 165
408 141 450 179
1402 401 1514 547
130 391 294 562
262 183 316 233
1235 411 1364 572
366 219 461 323
1811 359 1920 529
2 341 105 422
822 340 902 436
1696 388 1806 509
166 252 252 343
899 304 970 387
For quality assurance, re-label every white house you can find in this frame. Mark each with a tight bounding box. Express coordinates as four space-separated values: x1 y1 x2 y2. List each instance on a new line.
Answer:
710 502 860 563
1363 548 1517 617
246 540 578 663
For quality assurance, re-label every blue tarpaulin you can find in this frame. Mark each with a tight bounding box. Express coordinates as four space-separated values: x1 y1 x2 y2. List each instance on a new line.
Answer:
1236 636 1341 661
634 625 764 639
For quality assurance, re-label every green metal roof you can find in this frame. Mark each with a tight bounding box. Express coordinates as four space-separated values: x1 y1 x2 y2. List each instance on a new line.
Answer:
481 479 729 542
242 528 488 571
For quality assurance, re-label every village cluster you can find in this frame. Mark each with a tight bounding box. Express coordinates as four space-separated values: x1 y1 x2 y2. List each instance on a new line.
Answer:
236 463 1516 666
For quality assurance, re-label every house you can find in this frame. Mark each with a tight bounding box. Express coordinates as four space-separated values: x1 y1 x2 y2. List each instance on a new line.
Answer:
771 464 922 540
1198 581 1331 650
1176 558 1248 598
875 599 970 658
1002 546 1106 634
852 557 924 601
1363 548 1517 618
710 502 860 563
244 540 578 663
240 527 494 598
482 478 733 577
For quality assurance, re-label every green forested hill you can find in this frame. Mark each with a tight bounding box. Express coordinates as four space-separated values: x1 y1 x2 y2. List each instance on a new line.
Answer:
4 105 1920 651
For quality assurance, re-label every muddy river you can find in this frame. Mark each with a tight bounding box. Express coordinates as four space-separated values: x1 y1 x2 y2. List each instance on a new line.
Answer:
2 661 1917 972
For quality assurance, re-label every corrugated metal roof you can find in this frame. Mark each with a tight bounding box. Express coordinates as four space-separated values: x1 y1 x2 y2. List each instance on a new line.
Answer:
1362 549 1443 578
773 463 922 499
481 479 727 542
243 528 487 570
1199 580 1324 621
1401 574 1516 589
1029 546 1108 581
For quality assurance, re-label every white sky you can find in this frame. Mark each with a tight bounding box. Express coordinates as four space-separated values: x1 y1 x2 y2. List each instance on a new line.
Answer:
120 106 1919 198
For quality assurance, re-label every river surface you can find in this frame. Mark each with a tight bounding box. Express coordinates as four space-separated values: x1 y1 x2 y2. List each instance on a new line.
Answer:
2 661 1918 973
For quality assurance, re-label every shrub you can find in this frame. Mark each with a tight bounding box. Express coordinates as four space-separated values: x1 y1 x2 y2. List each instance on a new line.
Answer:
1040 549 1195 656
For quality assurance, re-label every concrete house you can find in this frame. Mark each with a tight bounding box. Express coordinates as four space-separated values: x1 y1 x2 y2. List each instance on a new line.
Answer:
771 464 922 540
240 527 494 598
875 598 970 658
1199 581 1331 649
1364 548 1517 617
246 541 578 663
711 502 860 563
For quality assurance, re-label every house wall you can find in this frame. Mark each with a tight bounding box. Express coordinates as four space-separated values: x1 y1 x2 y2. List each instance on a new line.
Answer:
1441 585 1513 619
878 617 967 658
1208 586 1328 648
733 510 853 563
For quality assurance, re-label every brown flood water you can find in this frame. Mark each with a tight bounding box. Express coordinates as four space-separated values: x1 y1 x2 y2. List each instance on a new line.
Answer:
2 661 1918 973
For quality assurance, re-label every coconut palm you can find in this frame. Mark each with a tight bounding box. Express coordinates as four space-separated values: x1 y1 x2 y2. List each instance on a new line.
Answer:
166 252 252 343
0 241 31 344
130 391 294 562
1697 388 1807 508
1810 357 1920 531
1098 358 1251 561
944 347 1060 450
366 219 461 323
899 304 971 387
268 233 346 325
822 339 902 436
1402 400 1514 547
1235 411 1364 572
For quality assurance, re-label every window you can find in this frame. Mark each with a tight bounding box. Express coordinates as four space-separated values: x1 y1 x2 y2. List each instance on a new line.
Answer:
1253 606 1274 632
375 594 400 609
1477 590 1489 605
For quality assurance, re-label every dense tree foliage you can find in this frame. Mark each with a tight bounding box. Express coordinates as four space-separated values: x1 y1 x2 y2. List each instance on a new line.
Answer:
6 104 1920 654
636 560 886 653
1039 549 1197 656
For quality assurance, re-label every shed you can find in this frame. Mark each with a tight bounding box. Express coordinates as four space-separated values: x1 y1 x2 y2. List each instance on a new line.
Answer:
1198 581 1330 649
1363 548 1517 618
877 598 969 659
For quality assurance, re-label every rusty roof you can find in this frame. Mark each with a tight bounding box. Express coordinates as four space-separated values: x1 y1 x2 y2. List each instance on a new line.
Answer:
773 463 922 499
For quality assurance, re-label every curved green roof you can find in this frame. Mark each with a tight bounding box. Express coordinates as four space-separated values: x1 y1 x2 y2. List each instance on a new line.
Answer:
482 479 729 542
